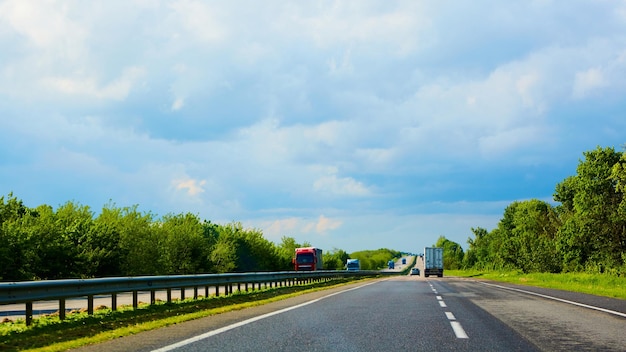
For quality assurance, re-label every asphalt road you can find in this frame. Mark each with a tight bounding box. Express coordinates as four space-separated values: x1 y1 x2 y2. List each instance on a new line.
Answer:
70 275 626 352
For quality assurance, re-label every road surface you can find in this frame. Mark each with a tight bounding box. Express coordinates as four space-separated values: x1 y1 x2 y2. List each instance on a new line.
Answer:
70 276 626 351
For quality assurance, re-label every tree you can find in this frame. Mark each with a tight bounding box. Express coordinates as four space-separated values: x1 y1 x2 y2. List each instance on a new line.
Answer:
158 213 210 274
435 236 464 270
210 222 282 273
323 248 350 270
554 146 624 272
116 205 163 276
0 194 34 280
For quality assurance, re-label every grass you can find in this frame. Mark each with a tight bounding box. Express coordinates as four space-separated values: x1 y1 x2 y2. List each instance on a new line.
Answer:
0 277 372 352
446 269 626 300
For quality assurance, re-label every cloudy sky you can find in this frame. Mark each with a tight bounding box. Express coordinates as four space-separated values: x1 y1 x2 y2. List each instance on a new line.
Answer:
1 1 625 254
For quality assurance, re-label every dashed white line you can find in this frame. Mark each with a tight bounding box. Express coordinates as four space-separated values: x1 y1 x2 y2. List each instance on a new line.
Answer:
450 321 469 339
430 281 468 339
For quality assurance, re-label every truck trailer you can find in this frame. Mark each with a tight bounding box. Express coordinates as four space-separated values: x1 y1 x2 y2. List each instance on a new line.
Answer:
293 247 323 271
424 247 444 277
346 258 360 271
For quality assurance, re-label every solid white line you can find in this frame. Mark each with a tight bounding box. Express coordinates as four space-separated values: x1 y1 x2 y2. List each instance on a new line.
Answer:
445 311 456 320
450 321 469 338
152 282 379 352
439 300 447 308
479 282 626 318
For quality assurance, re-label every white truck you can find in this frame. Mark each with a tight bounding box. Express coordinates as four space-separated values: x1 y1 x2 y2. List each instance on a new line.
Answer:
424 247 444 277
346 258 360 271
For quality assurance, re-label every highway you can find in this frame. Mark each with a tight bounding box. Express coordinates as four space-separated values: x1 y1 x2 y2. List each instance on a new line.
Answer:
70 275 626 352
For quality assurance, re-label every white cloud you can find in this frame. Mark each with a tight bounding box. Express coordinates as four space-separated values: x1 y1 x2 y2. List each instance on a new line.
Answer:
314 215 342 233
171 97 185 111
173 178 206 196
169 0 226 43
573 67 607 98
41 67 145 100
313 174 370 197
0 0 87 49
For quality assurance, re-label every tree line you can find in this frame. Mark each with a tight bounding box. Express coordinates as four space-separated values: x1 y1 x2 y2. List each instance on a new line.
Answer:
439 146 626 275
0 194 399 281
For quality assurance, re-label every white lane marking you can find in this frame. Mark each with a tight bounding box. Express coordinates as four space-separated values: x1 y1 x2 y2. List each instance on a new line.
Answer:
436 295 442 300
439 300 447 308
445 312 456 320
450 321 469 338
479 282 626 318
152 281 379 352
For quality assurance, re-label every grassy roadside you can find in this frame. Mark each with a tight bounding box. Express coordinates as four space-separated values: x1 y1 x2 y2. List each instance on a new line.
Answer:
446 269 626 300
0 277 375 352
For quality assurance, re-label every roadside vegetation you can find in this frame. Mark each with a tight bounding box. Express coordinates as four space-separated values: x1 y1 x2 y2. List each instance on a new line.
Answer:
435 146 626 278
446 270 626 300
0 193 398 281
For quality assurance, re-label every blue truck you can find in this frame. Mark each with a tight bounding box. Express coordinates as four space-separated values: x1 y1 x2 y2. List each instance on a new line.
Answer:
346 258 360 271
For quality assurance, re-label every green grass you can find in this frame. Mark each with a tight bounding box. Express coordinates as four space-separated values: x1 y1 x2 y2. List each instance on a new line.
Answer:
447 269 626 300
0 277 373 352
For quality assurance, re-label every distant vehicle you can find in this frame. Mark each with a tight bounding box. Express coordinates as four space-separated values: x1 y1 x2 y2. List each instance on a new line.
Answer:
424 247 444 277
401 258 406 265
388 260 395 269
293 247 323 271
346 258 360 271
410 268 420 276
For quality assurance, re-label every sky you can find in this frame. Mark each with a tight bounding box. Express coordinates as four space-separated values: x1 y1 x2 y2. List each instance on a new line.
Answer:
1 1 625 254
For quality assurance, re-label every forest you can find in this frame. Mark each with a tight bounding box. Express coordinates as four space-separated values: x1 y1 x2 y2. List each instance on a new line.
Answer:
440 146 626 275
0 195 398 281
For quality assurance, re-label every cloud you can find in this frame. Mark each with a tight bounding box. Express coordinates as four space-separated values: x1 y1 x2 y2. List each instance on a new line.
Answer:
313 174 371 197
169 0 227 43
41 67 145 100
573 67 607 98
173 178 206 196
0 0 86 49
314 215 342 233
171 97 185 111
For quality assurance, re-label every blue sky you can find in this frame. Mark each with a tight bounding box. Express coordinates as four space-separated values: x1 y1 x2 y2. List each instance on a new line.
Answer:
1 1 625 254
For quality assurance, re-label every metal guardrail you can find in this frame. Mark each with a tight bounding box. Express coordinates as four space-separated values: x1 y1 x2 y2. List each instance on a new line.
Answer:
0 270 389 325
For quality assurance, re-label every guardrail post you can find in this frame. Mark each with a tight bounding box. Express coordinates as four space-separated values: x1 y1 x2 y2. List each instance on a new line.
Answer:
194 286 198 299
88 295 94 315
205 286 209 298
59 299 66 320
181 288 185 300
133 291 138 309
25 302 33 326
150 290 156 304
215 285 219 297
245 282 249 292
167 288 172 303
112 293 117 311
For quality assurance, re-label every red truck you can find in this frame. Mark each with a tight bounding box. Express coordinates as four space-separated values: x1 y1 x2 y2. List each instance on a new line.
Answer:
293 247 323 271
